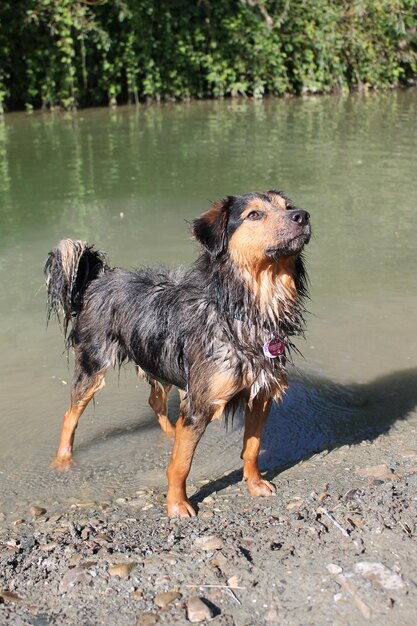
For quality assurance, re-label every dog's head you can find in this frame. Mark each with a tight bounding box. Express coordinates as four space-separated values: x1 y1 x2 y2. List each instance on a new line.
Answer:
192 191 311 268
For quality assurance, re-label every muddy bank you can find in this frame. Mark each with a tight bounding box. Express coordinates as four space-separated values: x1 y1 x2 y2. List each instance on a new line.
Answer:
1 420 416 626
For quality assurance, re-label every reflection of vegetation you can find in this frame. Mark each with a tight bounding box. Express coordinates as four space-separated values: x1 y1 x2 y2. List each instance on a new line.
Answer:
0 1 416 112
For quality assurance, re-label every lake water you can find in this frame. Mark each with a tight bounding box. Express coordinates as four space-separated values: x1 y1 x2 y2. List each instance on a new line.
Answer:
1 92 416 512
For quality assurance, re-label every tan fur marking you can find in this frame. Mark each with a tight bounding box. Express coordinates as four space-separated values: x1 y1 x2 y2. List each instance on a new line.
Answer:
241 395 276 497
210 370 240 402
148 383 176 437
166 416 204 517
229 196 300 309
52 369 106 467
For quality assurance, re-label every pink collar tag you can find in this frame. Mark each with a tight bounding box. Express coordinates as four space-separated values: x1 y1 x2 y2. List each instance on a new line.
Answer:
263 338 285 358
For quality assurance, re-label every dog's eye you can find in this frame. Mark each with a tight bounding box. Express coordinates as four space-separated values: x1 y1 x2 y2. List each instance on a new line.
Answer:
246 210 263 221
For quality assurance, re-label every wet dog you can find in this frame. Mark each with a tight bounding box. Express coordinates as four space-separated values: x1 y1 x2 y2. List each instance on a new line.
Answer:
45 191 310 517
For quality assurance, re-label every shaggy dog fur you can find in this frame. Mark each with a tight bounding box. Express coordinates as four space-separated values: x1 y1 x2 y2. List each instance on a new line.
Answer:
45 190 311 517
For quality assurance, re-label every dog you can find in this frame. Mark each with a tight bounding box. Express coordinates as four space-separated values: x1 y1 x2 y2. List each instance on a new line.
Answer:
44 190 310 517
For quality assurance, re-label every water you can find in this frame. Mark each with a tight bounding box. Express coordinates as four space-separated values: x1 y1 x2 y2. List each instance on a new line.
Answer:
1 92 416 510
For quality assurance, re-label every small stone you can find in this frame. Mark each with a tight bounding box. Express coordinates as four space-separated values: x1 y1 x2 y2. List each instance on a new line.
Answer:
286 501 303 510
154 590 181 608
29 505 46 517
264 608 279 623
187 596 215 622
115 498 128 505
211 552 227 571
59 567 90 593
142 503 154 511
72 500 97 509
355 465 394 480
354 562 404 590
81 527 90 540
132 589 143 599
136 613 159 625
327 563 342 575
227 575 240 588
194 536 224 551
399 448 417 458
201 511 214 519
202 496 215 504
12 518 25 526
108 562 137 578
0 591 23 603
344 488 364 501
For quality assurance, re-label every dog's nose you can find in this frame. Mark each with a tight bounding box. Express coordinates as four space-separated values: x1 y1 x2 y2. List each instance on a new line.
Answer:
288 209 310 226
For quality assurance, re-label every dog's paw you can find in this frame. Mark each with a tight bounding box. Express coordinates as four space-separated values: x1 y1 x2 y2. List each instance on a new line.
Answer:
50 456 75 471
167 499 197 518
246 478 276 497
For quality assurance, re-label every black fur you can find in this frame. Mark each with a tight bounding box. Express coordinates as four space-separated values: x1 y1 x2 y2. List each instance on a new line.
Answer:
45 193 309 432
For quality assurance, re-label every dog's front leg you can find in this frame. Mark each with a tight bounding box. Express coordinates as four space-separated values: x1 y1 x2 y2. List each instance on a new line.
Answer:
241 395 276 496
166 415 207 518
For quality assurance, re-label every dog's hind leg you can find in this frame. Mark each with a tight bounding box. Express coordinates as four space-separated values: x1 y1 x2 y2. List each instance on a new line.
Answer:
241 395 276 496
52 364 107 470
148 381 176 438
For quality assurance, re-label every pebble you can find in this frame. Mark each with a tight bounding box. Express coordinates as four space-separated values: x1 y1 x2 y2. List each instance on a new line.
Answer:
399 448 417 458
29 505 46 517
194 536 224 551
264 608 279 623
227 575 240 588
154 590 181 608
81 527 90 540
186 596 215 622
59 567 90 593
201 510 214 519
72 500 97 509
354 561 404 590
108 562 137 578
136 614 159 625
0 591 23 603
327 563 342 575
211 552 227 571
355 465 394 480
202 496 215 504
286 501 303 510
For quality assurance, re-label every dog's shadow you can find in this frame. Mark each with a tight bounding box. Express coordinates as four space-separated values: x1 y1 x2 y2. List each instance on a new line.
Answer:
190 366 417 506
71 366 417 508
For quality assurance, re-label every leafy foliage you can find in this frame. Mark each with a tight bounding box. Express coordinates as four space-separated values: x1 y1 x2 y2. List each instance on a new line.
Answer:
0 0 416 111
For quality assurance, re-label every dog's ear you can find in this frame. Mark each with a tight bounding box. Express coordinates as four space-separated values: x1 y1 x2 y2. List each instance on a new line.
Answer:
192 196 233 258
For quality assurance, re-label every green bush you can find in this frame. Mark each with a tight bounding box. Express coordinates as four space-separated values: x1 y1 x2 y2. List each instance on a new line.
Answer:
0 0 416 111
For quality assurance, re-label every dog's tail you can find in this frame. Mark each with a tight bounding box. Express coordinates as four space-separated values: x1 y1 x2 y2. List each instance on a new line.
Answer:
44 239 108 335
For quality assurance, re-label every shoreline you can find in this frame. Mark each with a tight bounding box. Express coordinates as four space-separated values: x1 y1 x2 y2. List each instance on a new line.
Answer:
1 416 416 625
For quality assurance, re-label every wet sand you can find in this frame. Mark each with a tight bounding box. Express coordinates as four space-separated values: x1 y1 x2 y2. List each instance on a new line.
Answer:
1 411 416 625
